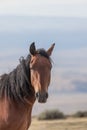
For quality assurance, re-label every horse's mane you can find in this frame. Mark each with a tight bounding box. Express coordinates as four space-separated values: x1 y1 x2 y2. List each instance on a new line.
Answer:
0 49 51 103
0 54 34 103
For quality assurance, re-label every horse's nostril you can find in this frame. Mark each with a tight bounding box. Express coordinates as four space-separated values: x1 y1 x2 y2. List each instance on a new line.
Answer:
46 92 48 98
35 92 39 98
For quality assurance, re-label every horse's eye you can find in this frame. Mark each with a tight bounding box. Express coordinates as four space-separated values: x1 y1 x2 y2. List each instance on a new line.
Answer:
30 59 33 64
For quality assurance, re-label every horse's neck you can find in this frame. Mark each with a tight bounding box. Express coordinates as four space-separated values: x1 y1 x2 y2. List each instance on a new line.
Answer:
0 97 35 130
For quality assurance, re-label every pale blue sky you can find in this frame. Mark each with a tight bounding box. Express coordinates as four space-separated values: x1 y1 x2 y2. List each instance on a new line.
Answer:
0 0 87 17
0 0 87 114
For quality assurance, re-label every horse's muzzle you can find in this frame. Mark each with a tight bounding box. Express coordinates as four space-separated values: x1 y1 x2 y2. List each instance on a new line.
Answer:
35 92 48 103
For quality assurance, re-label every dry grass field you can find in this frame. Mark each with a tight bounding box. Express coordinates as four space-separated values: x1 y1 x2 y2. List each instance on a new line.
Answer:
29 117 87 130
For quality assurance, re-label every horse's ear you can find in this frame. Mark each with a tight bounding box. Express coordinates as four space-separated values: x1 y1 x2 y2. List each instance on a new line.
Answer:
29 42 36 55
47 43 55 56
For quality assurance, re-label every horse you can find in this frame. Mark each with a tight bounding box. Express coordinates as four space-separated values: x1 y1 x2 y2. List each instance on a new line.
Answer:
0 42 55 130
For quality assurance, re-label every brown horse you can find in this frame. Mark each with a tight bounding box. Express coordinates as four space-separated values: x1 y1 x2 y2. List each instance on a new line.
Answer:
0 43 55 130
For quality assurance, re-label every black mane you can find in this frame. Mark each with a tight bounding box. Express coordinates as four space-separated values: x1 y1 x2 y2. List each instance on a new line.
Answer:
0 55 34 103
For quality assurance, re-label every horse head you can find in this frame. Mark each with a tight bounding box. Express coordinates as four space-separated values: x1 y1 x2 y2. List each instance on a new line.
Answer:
29 42 55 103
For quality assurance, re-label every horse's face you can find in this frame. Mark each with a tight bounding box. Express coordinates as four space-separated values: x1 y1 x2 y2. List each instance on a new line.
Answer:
29 43 55 103
30 54 51 103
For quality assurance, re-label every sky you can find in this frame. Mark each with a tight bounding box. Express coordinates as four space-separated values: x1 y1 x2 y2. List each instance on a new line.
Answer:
0 0 87 17
0 0 87 115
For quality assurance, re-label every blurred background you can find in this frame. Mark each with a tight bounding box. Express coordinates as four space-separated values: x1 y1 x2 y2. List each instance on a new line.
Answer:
0 0 87 115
